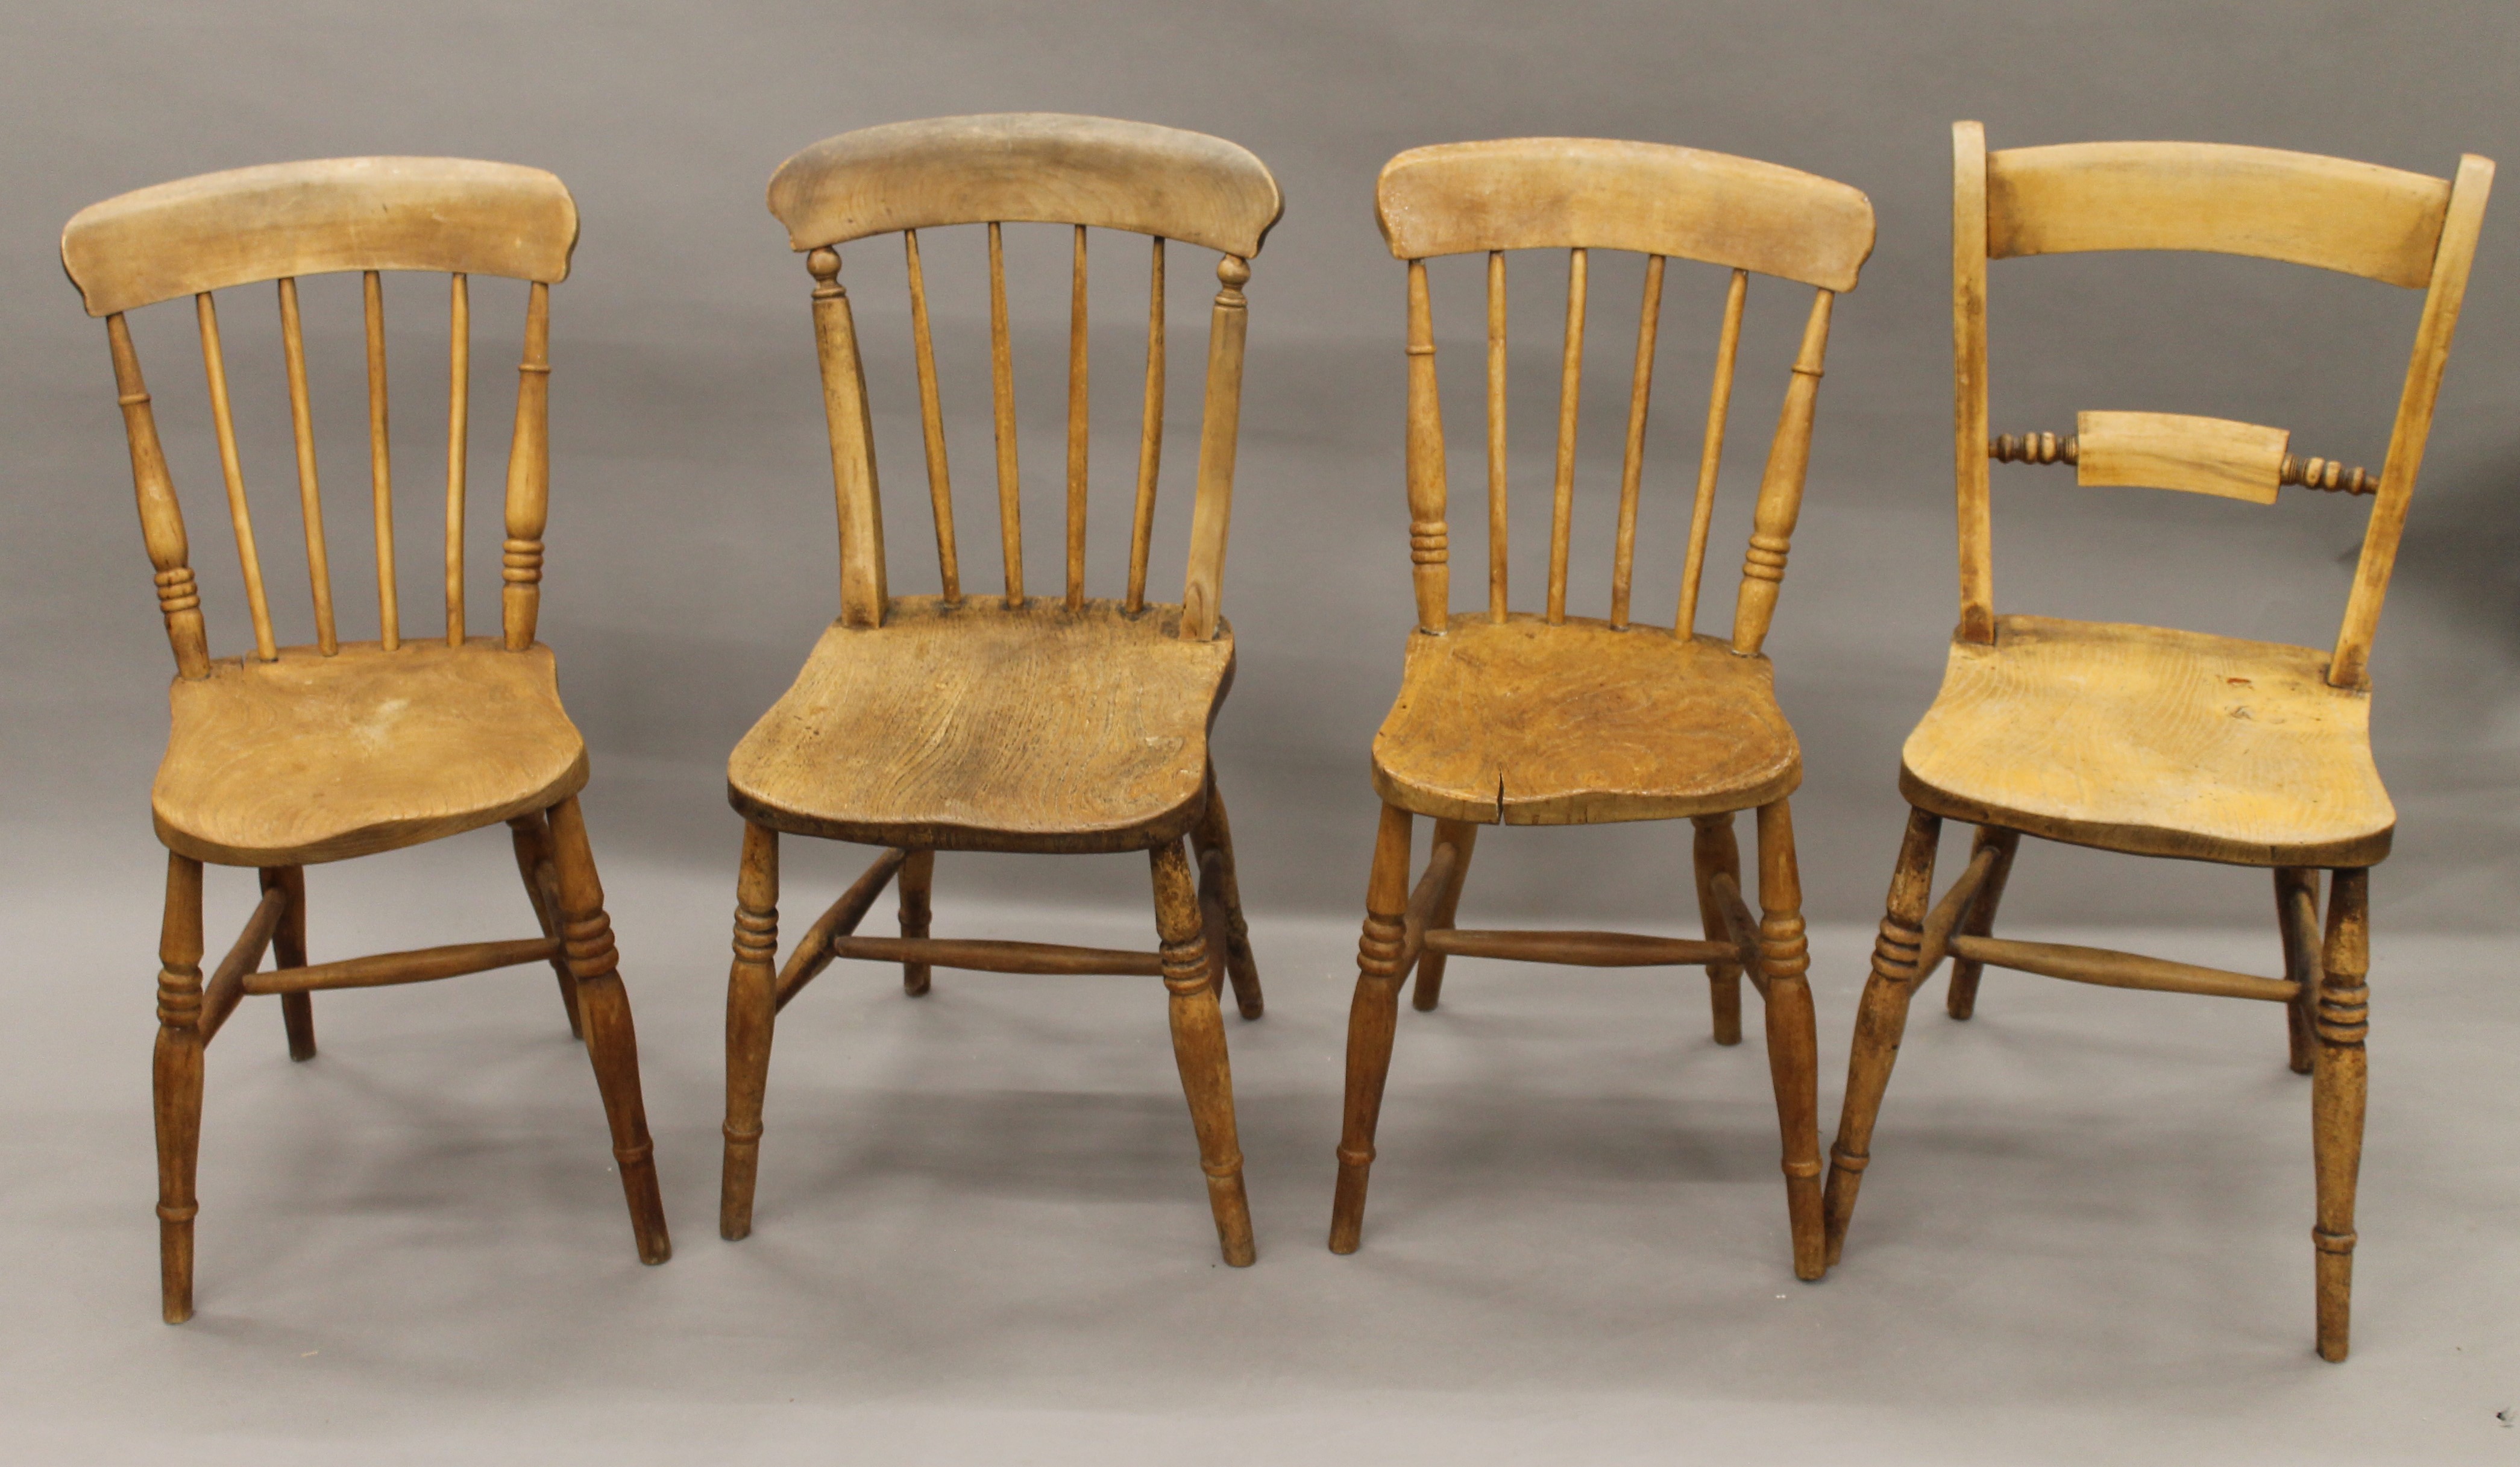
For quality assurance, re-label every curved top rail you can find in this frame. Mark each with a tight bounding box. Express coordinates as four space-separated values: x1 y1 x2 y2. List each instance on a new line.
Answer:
766 113 1284 257
1985 140 2452 287
1375 137 1875 291
63 157 577 316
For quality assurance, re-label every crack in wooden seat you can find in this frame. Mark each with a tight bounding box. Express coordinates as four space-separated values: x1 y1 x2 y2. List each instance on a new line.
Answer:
60 156 671 1323
1824 124 2494 1365
1330 137 1877 1285
1372 613 1799 826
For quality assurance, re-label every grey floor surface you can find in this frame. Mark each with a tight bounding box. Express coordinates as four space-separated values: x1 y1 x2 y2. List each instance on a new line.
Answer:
4 828 2515 1465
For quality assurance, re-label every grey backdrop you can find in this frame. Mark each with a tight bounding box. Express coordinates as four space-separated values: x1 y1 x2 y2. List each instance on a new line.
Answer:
5 4 2520 1462
6 0 2516 931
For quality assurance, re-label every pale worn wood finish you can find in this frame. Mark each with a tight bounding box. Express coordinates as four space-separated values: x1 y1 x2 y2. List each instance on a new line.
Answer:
728 598 1233 853
1377 138 1873 289
1837 133 2487 1360
1985 141 2452 287
767 113 1281 258
155 640 588 867
1372 614 1799 826
71 160 666 1317
61 157 576 316
727 118 1277 1266
501 281 553 650
2073 410 2289 505
1900 616 2393 867
1339 139 1863 1279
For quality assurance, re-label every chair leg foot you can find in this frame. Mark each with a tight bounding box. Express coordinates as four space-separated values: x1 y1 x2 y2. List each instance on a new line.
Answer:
154 852 206 1323
1331 804 1413 1254
545 796 671 1264
1823 806 1941 1269
722 821 780 1241
2312 868 2369 1362
1152 840 1254 1264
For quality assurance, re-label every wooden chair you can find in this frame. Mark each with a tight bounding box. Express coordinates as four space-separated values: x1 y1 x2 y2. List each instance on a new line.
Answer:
1329 139 1876 1280
60 158 673 1323
718 115 1281 1265
1823 125 2493 1361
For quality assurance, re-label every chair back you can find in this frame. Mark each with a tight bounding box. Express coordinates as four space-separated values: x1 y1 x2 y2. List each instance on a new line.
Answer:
1372 137 1876 653
63 157 580 677
1950 124 2494 687
765 113 1283 639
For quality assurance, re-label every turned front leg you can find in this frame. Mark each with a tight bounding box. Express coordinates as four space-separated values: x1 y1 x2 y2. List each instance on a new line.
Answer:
2312 868 2369 1362
153 852 207 1324
1755 800 1826 1280
1823 805 1942 1266
721 821 779 1240
1330 803 1413 1253
1152 839 1254 1265
546 796 671 1264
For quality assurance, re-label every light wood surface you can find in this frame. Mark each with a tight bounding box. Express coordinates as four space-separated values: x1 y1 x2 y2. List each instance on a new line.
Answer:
1831 129 2490 1362
1899 615 2392 867
1372 614 1799 826
727 598 1233 853
729 117 1277 1267
72 157 666 1320
155 640 588 867
1376 137 1874 289
1985 140 2450 287
2073 410 2288 504
61 157 576 316
767 113 1281 257
1336 137 1864 1281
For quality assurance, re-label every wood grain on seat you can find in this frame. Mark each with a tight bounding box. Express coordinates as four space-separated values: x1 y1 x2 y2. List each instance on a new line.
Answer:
727 597 1233 853
1900 615 2393 869
1371 613 1800 826
154 639 588 867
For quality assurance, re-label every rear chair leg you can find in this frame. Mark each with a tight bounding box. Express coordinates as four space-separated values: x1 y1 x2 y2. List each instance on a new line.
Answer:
154 852 207 1324
1151 838 1254 1265
544 796 671 1264
898 849 934 997
1330 803 1413 1254
1691 813 1744 1043
1190 773 1265 1019
508 812 583 1040
2276 867 2321 1076
1944 825 2020 1020
1755 799 1826 1280
1824 805 1943 1267
721 821 780 1240
2312 868 2369 1362
261 865 315 1060
1410 819 1477 1012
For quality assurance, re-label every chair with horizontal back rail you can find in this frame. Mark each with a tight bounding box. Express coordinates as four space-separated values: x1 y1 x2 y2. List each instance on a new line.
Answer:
60 157 672 1323
1822 124 2493 1362
1327 139 1876 1280
718 115 1281 1266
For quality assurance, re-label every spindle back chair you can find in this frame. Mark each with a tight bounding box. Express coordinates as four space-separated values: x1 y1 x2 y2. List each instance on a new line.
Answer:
719 115 1283 1267
1330 139 1874 1281
1824 124 2493 1362
62 157 671 1323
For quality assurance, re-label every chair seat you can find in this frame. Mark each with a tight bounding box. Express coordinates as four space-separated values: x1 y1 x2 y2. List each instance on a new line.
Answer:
1899 614 2395 867
726 597 1234 853
154 639 589 867
1370 613 1801 825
